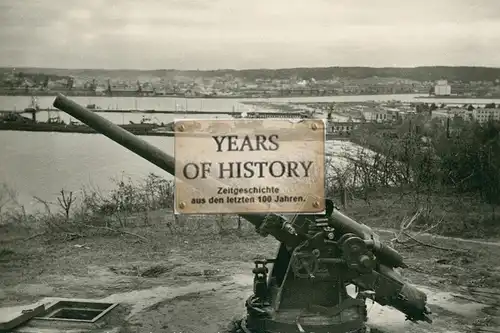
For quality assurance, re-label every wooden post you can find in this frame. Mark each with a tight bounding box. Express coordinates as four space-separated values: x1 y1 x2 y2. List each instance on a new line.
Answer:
340 184 347 209
353 165 358 189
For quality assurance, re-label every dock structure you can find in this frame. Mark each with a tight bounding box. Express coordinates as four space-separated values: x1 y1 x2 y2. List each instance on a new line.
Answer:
0 108 313 117
234 111 307 119
0 123 354 141
0 108 238 115
0 103 363 140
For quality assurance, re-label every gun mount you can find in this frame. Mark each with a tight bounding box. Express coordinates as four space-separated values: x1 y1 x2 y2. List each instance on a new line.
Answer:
53 94 432 333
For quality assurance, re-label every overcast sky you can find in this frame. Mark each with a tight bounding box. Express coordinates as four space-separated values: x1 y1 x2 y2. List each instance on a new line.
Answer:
0 0 499 70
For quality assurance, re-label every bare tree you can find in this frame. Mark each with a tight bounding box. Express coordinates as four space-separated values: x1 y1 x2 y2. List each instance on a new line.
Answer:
56 189 76 222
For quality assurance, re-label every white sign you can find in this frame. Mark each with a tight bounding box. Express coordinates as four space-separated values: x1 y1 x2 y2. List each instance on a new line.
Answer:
174 119 325 214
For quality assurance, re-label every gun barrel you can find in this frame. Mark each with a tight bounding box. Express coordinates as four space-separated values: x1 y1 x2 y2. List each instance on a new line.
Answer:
52 94 300 245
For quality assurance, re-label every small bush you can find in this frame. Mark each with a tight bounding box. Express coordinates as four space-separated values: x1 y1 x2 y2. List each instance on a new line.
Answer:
1 117 499 240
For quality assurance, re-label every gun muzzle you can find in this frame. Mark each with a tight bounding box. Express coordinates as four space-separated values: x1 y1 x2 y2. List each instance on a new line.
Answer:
393 282 433 323
355 264 432 323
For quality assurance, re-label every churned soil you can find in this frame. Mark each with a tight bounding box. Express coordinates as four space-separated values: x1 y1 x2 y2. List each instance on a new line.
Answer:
1 195 500 332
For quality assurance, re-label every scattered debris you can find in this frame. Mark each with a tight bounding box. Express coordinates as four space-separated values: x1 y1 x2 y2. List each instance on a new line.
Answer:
74 244 90 250
85 225 148 242
140 265 173 278
0 248 14 258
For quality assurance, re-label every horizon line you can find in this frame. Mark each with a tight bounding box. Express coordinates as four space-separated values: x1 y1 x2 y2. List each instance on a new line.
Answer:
1 65 500 72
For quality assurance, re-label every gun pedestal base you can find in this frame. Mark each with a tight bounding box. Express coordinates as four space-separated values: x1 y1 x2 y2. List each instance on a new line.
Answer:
240 307 368 333
237 243 368 333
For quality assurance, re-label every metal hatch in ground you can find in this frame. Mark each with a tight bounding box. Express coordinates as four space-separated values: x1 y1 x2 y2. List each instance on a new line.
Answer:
34 300 117 323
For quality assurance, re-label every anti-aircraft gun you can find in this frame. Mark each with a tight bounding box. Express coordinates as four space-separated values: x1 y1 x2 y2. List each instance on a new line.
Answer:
52 94 432 333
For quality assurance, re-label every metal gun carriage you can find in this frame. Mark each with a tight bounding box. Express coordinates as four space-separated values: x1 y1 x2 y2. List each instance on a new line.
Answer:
53 94 432 333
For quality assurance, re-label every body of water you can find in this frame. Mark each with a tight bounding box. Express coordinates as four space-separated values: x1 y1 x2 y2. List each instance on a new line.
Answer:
2 94 500 214
2 94 500 112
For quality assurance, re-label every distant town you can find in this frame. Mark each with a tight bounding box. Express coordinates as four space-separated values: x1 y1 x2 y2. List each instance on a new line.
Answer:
1 66 500 98
250 98 500 135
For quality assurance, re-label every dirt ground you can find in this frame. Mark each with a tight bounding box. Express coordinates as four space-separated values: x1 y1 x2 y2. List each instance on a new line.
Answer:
1 206 500 333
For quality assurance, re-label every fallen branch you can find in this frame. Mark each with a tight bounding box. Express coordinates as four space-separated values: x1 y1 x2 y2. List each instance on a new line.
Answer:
390 208 424 246
402 231 468 253
85 224 148 242
23 232 46 241
391 209 467 253
451 294 493 306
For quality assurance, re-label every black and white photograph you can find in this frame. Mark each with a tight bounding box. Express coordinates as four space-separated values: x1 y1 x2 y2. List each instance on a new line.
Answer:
1 1 499 332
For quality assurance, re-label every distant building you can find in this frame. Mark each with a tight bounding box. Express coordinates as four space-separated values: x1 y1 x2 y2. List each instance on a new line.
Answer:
434 80 451 96
95 85 107 95
432 108 472 121
362 109 394 123
472 108 500 124
450 82 468 96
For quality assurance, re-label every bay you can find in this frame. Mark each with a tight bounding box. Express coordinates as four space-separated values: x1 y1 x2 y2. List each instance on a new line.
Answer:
1 94 499 214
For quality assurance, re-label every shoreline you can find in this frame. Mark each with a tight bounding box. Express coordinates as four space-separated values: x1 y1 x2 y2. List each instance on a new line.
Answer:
415 95 500 100
0 91 424 99
0 126 352 141
2 94 500 106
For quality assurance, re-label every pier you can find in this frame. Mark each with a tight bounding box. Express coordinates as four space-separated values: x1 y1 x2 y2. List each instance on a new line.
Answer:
0 109 237 115
0 100 360 139
0 108 312 118
0 123 353 141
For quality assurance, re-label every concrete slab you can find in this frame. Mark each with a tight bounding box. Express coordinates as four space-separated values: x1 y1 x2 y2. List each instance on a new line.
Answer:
0 302 46 331
0 302 46 324
0 298 120 333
